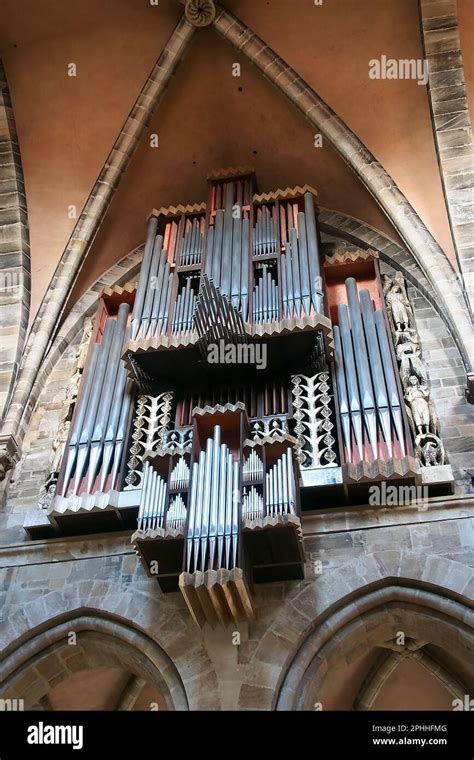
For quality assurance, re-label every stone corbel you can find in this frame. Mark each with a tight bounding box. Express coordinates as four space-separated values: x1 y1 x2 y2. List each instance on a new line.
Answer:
466 373 474 404
0 434 20 481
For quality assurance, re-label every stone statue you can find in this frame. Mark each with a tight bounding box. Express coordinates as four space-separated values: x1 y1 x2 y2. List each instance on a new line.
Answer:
383 271 445 468
415 433 445 467
395 329 427 388
65 369 82 405
49 420 71 475
75 317 93 371
39 482 56 511
405 375 439 437
383 274 413 331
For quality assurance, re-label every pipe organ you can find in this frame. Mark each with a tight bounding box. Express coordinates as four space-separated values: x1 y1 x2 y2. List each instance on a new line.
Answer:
41 168 452 627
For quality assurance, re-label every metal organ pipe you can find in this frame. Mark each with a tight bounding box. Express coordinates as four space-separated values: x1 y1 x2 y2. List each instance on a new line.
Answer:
131 216 158 339
289 228 302 316
141 235 162 337
60 341 100 495
303 192 323 313
184 426 240 574
264 450 296 517
359 289 393 457
87 303 130 491
333 325 352 463
59 305 133 498
337 304 364 461
186 460 199 572
333 280 408 464
148 240 167 338
296 212 311 316
109 378 134 490
374 309 406 455
167 494 186 531
346 278 378 460
73 318 116 494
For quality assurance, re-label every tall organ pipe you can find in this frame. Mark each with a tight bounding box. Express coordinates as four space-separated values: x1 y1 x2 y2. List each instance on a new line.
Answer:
374 309 406 456
338 304 364 461
359 289 393 457
88 304 130 490
131 216 158 340
346 278 378 460
304 192 323 313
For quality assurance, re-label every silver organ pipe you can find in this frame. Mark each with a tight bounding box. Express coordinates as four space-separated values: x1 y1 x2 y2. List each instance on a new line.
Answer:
184 425 240 573
180 218 203 266
303 191 323 313
167 494 187 531
243 450 263 482
59 308 132 497
359 288 393 457
277 197 324 319
242 486 264 521
252 265 279 323
130 216 158 340
346 277 378 460
333 325 352 463
138 463 168 532
170 457 190 491
338 302 364 460
264 450 296 517
374 308 407 456
334 278 408 464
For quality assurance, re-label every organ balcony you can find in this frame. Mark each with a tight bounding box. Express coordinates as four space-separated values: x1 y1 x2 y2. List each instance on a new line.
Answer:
26 167 454 627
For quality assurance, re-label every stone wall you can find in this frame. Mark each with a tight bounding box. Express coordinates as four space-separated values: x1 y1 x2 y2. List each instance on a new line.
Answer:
0 507 472 710
0 262 472 711
0 330 81 543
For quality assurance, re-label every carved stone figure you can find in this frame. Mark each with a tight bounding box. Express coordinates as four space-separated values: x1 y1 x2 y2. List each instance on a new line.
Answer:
395 330 427 388
75 316 93 371
405 374 440 438
383 271 445 467
65 369 82 405
415 433 445 467
39 483 56 511
405 376 431 434
383 274 413 331
49 420 71 475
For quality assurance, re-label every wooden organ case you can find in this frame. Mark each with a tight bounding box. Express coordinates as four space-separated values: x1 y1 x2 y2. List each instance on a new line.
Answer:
43 168 430 628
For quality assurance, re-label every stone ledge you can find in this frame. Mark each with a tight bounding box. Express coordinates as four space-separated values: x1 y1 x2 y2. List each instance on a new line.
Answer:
301 494 474 536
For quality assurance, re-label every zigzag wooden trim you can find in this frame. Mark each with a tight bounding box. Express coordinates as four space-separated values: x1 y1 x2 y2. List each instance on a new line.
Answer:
100 281 137 297
123 331 199 357
324 248 379 266
192 401 247 417
245 314 334 357
243 433 298 448
148 202 206 219
131 526 185 542
343 456 417 483
252 185 318 203
242 513 303 540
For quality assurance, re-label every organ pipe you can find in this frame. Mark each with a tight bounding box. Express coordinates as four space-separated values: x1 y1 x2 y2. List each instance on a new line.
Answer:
59 308 132 496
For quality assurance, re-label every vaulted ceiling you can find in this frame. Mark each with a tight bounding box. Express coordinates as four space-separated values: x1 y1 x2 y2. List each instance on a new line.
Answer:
1 0 471 317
